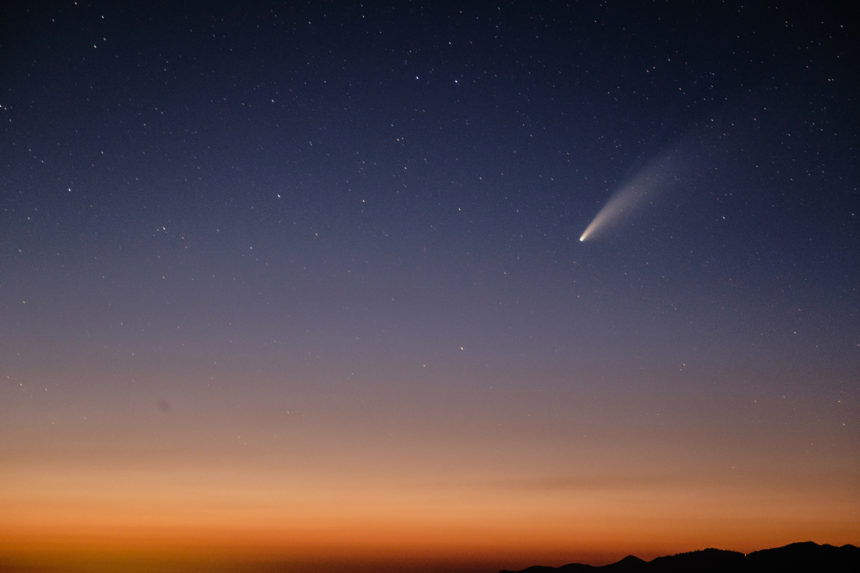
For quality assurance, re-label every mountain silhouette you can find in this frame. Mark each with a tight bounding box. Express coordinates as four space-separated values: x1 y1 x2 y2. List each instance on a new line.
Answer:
500 542 860 573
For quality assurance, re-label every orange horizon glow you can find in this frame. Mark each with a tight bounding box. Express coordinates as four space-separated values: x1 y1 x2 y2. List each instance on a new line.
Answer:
3 393 859 573
3 368 860 572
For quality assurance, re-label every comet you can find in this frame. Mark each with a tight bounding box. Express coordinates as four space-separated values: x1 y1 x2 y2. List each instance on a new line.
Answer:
579 151 677 242
579 181 652 242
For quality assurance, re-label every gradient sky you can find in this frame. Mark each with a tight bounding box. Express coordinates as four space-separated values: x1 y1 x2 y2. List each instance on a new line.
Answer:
1 2 858 572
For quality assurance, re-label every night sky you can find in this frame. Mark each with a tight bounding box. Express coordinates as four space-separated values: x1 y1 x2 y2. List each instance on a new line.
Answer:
1 2 858 572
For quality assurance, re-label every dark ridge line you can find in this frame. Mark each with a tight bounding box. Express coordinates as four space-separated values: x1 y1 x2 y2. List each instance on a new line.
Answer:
500 541 860 573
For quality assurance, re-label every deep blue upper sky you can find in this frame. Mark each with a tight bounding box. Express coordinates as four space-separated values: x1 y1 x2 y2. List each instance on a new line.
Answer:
3 1 856 381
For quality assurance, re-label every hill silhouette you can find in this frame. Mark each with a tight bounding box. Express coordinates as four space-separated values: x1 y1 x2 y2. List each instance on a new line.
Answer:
500 542 860 573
